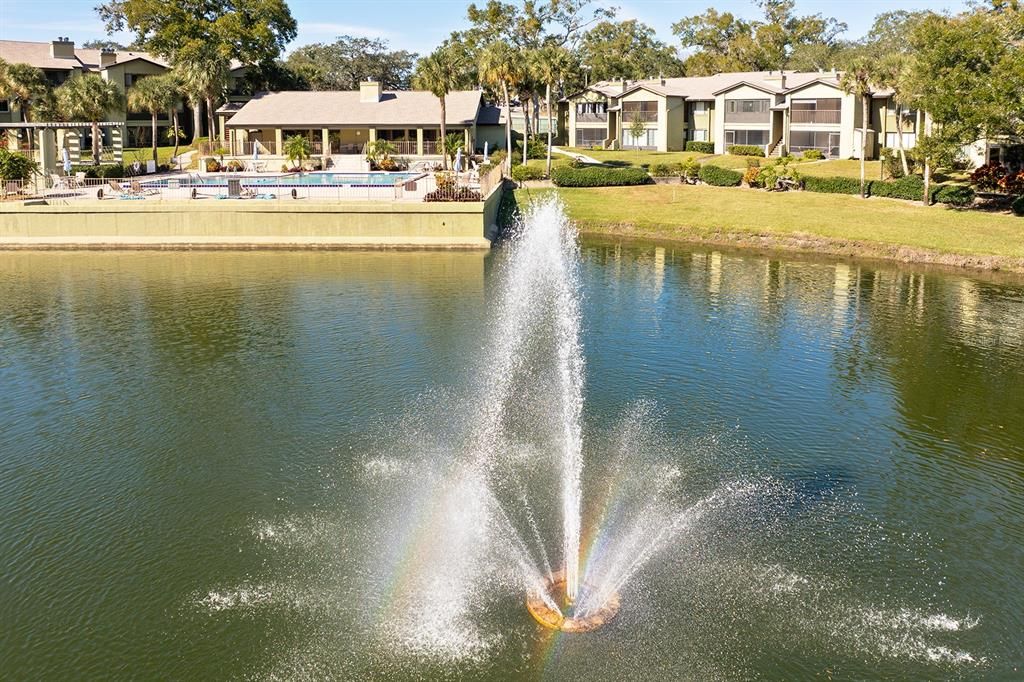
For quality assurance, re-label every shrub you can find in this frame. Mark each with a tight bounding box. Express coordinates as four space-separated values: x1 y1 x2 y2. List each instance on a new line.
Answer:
1012 194 1024 216
518 136 548 160
881 147 920 179
0 148 39 180
70 164 100 178
226 160 244 172
205 157 221 173
649 162 674 177
759 158 801 190
802 175 863 194
488 149 507 167
686 141 715 153
802 149 824 160
698 164 743 187
998 169 1024 195
680 157 701 183
742 165 762 187
424 186 483 202
969 163 1006 192
745 157 761 168
728 144 765 157
511 164 544 182
933 184 975 207
871 175 927 202
97 164 126 179
550 165 652 187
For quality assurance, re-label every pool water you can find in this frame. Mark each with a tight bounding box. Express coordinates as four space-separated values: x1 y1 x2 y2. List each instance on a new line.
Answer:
146 172 420 187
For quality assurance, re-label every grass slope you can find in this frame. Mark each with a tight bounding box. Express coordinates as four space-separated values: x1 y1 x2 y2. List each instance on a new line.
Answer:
513 184 1024 265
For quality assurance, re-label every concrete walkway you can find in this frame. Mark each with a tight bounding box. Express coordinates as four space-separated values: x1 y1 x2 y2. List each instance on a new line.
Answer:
552 146 601 164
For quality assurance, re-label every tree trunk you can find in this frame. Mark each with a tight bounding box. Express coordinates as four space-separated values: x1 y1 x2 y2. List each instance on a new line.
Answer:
191 100 202 145
206 96 215 145
91 120 101 166
440 95 448 170
171 109 180 164
923 157 931 206
151 112 158 163
545 82 553 178
860 93 868 198
895 103 909 177
503 82 512 172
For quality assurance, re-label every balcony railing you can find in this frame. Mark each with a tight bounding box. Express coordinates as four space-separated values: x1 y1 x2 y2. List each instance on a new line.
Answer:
724 111 770 123
621 110 658 123
576 112 608 122
791 109 841 125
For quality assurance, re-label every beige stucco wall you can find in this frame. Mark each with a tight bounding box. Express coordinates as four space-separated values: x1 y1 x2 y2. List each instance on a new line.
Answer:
688 101 714 148
0 198 500 248
566 90 612 149
715 85 775 152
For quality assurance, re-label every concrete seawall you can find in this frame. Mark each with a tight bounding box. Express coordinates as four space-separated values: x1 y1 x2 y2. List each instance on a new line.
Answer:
0 191 503 249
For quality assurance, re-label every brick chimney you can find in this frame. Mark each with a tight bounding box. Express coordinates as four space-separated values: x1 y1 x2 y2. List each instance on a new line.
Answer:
50 37 75 59
100 49 117 68
359 78 382 103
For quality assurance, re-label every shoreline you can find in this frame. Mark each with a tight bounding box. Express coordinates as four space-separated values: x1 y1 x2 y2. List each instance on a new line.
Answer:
575 222 1024 277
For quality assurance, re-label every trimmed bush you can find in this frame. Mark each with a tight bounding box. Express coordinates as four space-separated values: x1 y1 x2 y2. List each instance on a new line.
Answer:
802 175 863 195
69 164 100 178
727 144 765 157
680 157 701 183
425 187 482 202
649 162 674 177
871 175 927 202
933 184 975 207
1011 194 1024 217
550 165 652 187
686 141 715 153
0 149 39 180
698 164 743 187
802 149 824 160
511 164 544 182
97 163 126 179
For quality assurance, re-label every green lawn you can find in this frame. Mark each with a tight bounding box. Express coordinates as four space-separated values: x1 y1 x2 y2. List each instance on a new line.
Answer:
121 145 192 166
799 159 883 179
560 147 704 168
513 184 1024 262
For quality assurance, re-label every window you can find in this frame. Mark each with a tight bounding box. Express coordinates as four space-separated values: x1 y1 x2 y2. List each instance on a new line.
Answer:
791 130 840 156
622 101 658 122
623 128 656 149
790 98 841 124
575 101 607 121
727 99 768 114
725 129 768 146
692 101 708 113
575 128 605 148
884 132 917 149
692 129 707 142
0 99 8 112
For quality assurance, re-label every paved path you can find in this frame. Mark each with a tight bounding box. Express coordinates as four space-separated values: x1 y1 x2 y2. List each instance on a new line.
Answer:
552 147 601 164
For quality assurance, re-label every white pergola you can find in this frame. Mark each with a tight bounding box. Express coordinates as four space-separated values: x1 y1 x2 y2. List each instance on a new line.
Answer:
0 121 126 173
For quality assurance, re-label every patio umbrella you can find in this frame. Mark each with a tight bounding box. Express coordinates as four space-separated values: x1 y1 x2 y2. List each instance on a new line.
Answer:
454 147 463 173
252 145 259 163
62 146 72 174
483 141 489 163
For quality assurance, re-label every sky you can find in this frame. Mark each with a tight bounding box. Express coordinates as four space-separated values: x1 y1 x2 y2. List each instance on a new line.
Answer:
0 0 970 57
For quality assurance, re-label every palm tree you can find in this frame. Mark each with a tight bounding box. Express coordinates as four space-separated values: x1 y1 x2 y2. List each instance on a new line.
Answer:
0 60 49 123
283 134 311 169
178 56 230 146
532 45 573 177
55 74 124 165
127 74 178 163
877 54 911 177
840 58 877 198
413 46 468 170
479 42 523 172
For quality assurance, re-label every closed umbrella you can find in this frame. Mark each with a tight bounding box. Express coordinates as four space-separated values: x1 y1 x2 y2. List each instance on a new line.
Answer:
483 141 489 163
454 147 463 174
62 146 72 174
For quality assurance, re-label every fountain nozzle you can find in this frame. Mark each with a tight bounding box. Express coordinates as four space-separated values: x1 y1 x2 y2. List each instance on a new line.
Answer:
526 569 620 633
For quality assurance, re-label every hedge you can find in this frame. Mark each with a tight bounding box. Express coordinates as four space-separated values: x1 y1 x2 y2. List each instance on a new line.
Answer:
550 165 652 187
870 175 928 202
511 164 545 182
698 164 743 187
1012 195 1024 217
686 141 715 153
727 144 765 157
802 175 863 195
933 184 975 207
801 149 825 160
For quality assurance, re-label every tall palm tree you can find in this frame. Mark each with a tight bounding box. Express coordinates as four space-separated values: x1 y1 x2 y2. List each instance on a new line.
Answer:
532 45 573 177
877 54 911 177
127 74 178 163
0 60 50 124
413 45 469 170
840 58 877 198
56 74 124 165
178 56 230 146
479 42 523 172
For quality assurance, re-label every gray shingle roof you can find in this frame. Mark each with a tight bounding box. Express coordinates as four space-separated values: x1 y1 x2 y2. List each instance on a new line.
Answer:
225 90 485 128
583 70 853 101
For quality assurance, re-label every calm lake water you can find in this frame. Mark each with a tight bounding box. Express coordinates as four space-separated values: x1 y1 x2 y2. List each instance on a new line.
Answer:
1 245 1022 680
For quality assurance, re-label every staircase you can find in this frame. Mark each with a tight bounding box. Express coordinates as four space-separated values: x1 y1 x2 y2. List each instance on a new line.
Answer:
767 137 785 158
328 155 370 172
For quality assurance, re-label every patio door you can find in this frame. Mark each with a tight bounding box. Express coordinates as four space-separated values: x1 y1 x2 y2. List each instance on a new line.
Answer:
828 132 840 158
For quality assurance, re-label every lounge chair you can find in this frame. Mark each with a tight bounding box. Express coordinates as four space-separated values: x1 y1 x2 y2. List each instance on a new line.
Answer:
130 180 159 196
74 171 86 188
50 173 71 191
107 179 132 196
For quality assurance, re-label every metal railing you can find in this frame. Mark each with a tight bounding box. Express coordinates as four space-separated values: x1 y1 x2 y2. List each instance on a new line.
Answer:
420 165 503 202
576 112 608 122
791 110 841 125
388 140 419 155
621 110 658 123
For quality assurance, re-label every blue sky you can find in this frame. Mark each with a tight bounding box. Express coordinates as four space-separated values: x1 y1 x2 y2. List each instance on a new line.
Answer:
0 0 969 56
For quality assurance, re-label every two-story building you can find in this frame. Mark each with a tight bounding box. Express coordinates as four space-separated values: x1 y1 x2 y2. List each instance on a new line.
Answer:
562 70 920 160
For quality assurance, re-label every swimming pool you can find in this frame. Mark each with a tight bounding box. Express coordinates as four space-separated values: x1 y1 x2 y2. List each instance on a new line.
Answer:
145 172 421 188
